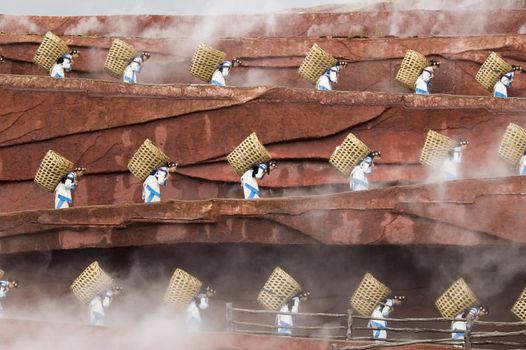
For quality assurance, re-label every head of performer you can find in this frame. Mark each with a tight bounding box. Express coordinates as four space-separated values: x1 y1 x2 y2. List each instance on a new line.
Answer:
112 285 123 296
476 305 489 318
500 66 521 88
74 166 86 179
130 52 151 72
252 160 277 178
359 151 381 174
448 140 468 164
429 60 440 68
6 279 19 290
166 161 178 173
298 291 310 302
324 61 347 84
392 295 405 306
219 58 240 77
205 286 216 298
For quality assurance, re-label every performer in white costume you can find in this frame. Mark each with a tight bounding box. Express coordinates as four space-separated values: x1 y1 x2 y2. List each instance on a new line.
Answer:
142 161 177 203
518 149 526 175
276 291 310 335
88 286 122 326
0 279 19 316
316 62 347 91
185 286 216 332
210 58 240 86
54 166 86 209
493 66 522 98
451 305 488 346
123 52 151 84
415 60 440 95
441 141 468 181
350 151 381 191
369 295 404 340
241 161 277 199
50 50 80 79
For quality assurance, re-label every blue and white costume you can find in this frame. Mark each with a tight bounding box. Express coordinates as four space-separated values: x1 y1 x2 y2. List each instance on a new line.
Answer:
493 71 513 98
123 54 146 84
415 66 434 95
276 296 300 335
185 294 209 332
441 146 463 181
0 281 9 316
451 307 484 344
54 171 77 209
350 156 373 191
518 152 526 175
316 65 341 91
88 289 113 326
143 166 169 203
211 61 232 86
50 53 73 79
369 299 395 340
241 163 268 199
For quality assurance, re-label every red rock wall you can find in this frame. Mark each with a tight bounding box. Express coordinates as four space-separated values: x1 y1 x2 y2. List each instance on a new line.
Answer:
0 75 525 213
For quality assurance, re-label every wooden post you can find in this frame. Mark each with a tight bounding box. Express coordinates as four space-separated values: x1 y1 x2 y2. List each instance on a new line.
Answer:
226 302 233 332
465 313 473 350
347 309 353 339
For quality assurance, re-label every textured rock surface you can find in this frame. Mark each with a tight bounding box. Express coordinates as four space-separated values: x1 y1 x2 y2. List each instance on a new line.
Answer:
0 74 525 212
0 177 524 254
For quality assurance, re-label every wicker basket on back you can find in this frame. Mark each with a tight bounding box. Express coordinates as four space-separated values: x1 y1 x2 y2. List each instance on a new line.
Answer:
104 39 138 79
70 261 114 304
435 278 479 318
34 150 74 193
298 44 338 84
498 123 526 166
395 50 428 90
511 287 526 321
257 267 302 311
163 268 202 309
128 139 169 182
420 130 457 167
475 52 512 92
33 32 69 72
190 43 226 83
329 133 371 176
350 273 391 316
226 133 272 176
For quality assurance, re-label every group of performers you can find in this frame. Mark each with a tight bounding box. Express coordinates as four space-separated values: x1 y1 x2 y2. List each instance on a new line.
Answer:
0 275 488 346
52 139 477 208
39 50 523 99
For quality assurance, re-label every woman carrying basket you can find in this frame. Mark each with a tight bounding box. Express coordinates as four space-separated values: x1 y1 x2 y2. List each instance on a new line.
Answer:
350 151 381 191
414 60 440 95
276 291 310 335
185 286 216 332
210 58 240 86
54 166 86 209
316 62 347 91
50 50 80 79
493 66 522 98
369 295 404 340
451 305 488 346
123 52 151 84
241 161 277 199
142 161 178 203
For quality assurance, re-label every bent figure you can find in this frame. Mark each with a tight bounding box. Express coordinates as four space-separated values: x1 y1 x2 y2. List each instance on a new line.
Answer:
316 62 346 91
276 292 310 335
350 151 381 191
123 52 151 84
185 286 216 332
143 161 177 203
451 305 488 346
441 141 468 181
240 161 277 199
369 296 404 340
88 287 121 326
211 58 240 86
0 279 19 316
50 50 79 79
54 167 85 209
415 60 440 95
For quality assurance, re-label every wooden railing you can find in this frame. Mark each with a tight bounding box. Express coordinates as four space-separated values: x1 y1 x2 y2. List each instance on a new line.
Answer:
226 303 526 349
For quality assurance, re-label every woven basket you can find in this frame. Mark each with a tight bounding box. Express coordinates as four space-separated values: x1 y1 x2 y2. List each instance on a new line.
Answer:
32 32 69 72
511 287 526 321
104 39 138 79
420 130 457 167
226 133 272 176
498 123 526 165
329 133 370 176
190 43 226 83
127 139 169 182
298 44 338 84
395 50 428 90
70 261 114 305
475 52 512 92
34 150 74 193
0 269 4 279
435 278 479 318
257 267 302 311
350 273 391 316
163 268 202 308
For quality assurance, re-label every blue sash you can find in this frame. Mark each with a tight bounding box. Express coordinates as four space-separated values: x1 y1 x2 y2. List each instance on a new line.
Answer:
415 87 429 95
145 185 161 203
244 183 259 199
56 194 72 209
494 91 507 98
211 80 224 86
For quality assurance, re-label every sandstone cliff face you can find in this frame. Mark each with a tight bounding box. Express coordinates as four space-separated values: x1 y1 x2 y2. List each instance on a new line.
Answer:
0 177 524 254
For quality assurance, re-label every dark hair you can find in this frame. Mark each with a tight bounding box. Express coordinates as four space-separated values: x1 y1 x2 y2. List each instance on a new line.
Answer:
56 57 64 64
